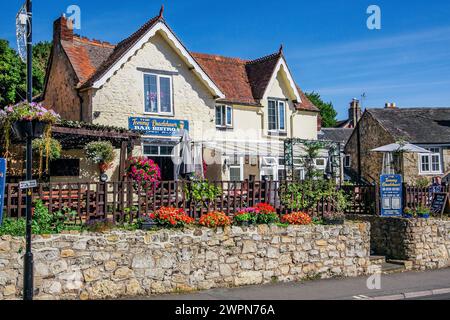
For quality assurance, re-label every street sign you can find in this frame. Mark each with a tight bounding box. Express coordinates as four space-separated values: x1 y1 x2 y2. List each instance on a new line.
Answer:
0 158 6 225
380 174 403 217
19 180 37 190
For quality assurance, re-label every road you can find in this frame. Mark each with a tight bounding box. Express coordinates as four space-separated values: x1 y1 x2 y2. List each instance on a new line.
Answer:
132 268 450 300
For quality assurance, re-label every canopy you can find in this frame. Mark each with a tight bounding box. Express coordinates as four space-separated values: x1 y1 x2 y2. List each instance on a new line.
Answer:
371 143 431 153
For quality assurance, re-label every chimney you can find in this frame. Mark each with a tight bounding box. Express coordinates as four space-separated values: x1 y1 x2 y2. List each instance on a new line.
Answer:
349 98 362 127
385 102 397 109
53 15 73 43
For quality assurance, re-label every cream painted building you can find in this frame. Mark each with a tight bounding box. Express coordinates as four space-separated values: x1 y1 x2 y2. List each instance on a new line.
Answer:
43 9 320 182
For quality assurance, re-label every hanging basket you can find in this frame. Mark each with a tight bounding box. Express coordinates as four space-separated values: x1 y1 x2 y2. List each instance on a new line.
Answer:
11 120 48 141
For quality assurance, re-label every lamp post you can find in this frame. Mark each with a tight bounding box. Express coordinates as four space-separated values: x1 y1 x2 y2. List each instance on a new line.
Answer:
23 0 34 301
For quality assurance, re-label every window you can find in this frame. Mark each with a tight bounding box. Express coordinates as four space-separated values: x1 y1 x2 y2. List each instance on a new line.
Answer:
50 159 80 177
419 147 442 174
315 158 326 169
226 156 243 181
144 74 172 114
216 105 233 128
143 145 174 157
344 155 351 168
268 100 286 132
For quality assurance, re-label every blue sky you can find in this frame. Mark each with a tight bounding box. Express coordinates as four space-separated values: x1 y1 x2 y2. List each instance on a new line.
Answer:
1 0 450 120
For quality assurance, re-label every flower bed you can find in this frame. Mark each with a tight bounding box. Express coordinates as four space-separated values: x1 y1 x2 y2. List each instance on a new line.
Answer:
199 211 232 228
150 207 194 228
281 212 312 225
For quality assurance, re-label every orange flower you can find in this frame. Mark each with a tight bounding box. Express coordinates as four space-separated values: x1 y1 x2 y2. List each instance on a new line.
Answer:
281 212 312 225
199 211 231 228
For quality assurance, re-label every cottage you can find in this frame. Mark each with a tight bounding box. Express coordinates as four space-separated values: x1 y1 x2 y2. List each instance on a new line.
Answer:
42 8 320 182
345 104 450 184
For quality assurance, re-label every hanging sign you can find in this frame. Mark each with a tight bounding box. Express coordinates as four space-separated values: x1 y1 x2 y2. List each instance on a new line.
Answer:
0 158 6 225
129 117 189 137
19 180 37 190
380 174 403 217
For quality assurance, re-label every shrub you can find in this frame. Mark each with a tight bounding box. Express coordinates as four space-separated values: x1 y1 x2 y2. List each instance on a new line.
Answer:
233 210 257 225
281 212 312 225
127 157 161 190
150 207 194 228
85 141 116 165
199 211 231 228
185 180 222 210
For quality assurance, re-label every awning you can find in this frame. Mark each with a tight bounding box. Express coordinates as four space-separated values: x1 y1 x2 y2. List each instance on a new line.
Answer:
371 143 431 153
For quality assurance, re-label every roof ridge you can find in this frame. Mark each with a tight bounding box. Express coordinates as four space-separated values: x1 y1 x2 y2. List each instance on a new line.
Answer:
192 52 249 63
73 35 115 48
246 51 281 65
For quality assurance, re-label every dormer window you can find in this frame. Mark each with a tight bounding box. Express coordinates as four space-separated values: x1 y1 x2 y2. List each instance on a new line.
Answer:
268 99 286 132
216 105 233 128
144 73 173 114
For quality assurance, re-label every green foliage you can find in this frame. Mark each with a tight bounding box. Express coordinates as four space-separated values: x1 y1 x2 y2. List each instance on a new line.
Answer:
305 91 337 128
85 141 115 164
0 40 51 106
233 212 256 224
416 204 431 217
32 138 62 161
0 218 27 236
185 181 222 209
302 141 325 181
280 180 349 213
414 177 430 189
256 212 280 224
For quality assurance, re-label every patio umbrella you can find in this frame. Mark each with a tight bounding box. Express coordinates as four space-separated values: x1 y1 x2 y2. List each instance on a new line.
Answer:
176 129 195 178
371 143 431 153
371 142 431 175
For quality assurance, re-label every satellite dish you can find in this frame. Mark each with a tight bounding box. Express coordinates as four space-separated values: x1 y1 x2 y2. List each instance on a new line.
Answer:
16 4 28 63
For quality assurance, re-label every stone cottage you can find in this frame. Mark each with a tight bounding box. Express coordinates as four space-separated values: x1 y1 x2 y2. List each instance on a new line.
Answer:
345 104 450 184
42 8 321 182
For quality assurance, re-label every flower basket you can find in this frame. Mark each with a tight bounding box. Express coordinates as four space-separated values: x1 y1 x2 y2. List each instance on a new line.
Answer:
11 120 48 141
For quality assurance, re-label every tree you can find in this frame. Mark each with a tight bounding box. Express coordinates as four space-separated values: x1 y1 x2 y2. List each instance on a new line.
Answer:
0 39 52 107
306 91 338 128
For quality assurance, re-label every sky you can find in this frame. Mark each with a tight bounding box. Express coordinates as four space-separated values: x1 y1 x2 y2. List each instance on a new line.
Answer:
1 0 450 120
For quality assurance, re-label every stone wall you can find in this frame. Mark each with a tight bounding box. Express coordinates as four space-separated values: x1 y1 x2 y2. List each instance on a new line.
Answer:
0 223 370 300
348 216 450 270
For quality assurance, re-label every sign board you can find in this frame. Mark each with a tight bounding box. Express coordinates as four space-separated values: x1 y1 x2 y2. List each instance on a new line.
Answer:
0 159 6 225
129 117 189 137
380 174 403 217
430 192 450 216
19 180 37 190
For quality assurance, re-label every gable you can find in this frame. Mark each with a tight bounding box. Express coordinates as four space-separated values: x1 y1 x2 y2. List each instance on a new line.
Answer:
261 56 301 102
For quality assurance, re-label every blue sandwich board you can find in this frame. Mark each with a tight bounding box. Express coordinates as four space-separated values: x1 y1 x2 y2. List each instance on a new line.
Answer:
0 158 6 225
380 174 403 217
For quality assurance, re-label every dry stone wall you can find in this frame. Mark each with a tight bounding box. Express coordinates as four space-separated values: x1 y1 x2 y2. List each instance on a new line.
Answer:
0 223 370 300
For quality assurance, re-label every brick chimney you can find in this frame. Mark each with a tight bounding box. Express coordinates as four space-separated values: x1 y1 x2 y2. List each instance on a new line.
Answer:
385 102 397 109
349 98 362 127
53 15 73 43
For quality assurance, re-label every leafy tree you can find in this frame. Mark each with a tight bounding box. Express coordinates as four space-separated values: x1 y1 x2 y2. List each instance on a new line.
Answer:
306 91 338 128
0 39 52 107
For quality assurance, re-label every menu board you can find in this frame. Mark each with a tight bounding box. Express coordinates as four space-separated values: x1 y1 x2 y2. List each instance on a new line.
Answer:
430 193 449 216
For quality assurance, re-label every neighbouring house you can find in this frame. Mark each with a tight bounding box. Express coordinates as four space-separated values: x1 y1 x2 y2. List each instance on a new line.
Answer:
345 104 450 184
42 8 321 182
336 98 362 129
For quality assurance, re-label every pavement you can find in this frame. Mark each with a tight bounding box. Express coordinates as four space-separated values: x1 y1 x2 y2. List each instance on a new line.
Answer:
132 268 450 300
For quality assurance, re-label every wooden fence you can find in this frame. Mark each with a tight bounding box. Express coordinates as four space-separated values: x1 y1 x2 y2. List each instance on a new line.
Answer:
403 184 450 210
2 180 376 222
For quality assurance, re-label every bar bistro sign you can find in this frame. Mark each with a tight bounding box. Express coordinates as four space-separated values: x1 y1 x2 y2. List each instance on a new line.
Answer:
129 117 189 137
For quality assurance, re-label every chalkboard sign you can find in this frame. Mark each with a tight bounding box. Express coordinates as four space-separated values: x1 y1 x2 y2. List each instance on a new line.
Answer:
430 192 449 216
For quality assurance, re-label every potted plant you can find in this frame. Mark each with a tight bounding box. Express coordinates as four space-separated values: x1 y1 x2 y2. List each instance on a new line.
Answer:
85 141 116 174
32 137 62 176
1 102 60 157
322 212 345 225
403 207 415 219
416 205 431 219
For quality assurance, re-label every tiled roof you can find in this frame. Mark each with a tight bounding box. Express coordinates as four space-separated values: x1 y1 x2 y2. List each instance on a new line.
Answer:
318 128 353 144
368 108 450 144
57 12 317 111
61 36 114 84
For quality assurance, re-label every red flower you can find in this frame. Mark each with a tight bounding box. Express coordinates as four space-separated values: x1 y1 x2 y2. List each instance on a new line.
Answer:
281 212 312 225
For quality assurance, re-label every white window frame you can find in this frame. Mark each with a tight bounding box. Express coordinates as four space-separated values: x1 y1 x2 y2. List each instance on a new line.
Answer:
143 73 173 115
344 155 351 168
268 99 287 133
419 147 442 175
143 144 174 157
315 158 327 170
216 105 233 128
225 156 243 181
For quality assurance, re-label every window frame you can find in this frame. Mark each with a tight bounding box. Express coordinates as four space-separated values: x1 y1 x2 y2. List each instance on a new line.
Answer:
225 156 243 181
143 144 175 157
418 147 442 175
215 105 233 128
268 99 287 133
143 73 174 115
344 155 351 168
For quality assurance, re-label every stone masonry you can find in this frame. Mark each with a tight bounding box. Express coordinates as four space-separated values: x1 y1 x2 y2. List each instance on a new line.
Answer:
0 223 370 300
